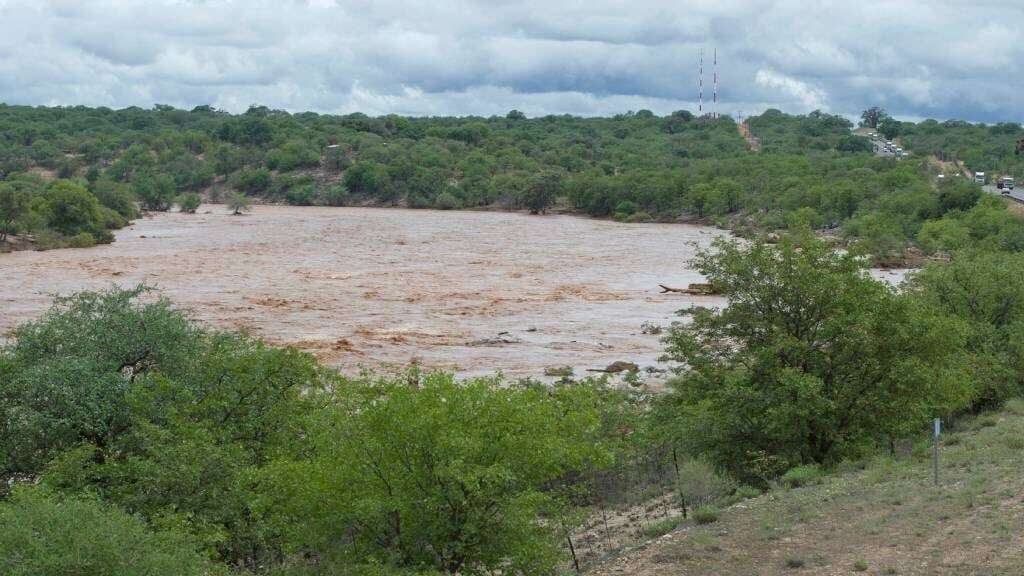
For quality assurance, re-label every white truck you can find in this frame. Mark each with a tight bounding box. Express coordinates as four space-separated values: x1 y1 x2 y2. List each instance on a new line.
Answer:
975 172 986 184
998 176 1015 192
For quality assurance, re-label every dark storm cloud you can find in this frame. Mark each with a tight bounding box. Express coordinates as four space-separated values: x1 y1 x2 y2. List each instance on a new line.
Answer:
0 0 1021 121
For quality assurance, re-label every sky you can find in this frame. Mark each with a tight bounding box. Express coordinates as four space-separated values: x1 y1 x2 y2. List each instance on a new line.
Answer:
0 0 1021 122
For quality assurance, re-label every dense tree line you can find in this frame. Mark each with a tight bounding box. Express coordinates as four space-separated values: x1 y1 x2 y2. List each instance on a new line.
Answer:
2 103 1020 263
871 113 1024 180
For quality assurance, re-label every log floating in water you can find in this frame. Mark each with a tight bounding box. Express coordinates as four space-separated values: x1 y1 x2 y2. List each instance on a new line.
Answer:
658 283 718 295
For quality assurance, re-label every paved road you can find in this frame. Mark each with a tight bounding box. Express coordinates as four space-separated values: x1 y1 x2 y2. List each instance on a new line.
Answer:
982 183 1024 204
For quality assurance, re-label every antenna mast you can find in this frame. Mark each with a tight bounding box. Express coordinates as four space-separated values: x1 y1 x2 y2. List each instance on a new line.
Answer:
713 48 718 119
698 48 704 116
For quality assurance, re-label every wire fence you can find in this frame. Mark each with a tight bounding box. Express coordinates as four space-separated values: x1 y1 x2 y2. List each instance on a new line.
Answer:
562 445 731 570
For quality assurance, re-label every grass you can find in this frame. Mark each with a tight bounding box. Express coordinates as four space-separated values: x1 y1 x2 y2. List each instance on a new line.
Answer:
589 406 1024 576
643 517 682 538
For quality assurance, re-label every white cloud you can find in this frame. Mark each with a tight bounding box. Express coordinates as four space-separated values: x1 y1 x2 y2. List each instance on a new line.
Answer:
0 0 1020 121
754 69 828 111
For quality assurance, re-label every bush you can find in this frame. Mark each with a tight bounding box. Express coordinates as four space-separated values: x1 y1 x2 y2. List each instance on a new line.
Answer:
676 459 736 509
643 516 681 538
0 486 220 576
67 231 96 248
434 190 462 210
319 184 349 206
285 185 317 206
692 505 719 525
724 484 762 505
854 559 869 571
779 465 824 488
176 193 202 213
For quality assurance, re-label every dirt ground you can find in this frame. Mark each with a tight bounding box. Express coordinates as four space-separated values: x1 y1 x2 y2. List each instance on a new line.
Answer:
589 406 1024 576
0 205 727 380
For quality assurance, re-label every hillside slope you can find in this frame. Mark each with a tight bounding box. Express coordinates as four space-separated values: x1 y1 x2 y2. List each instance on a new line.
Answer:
591 403 1024 575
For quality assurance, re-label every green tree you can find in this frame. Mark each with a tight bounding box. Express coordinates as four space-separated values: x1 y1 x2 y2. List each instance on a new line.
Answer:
133 173 176 211
264 374 609 575
44 180 106 238
0 183 29 241
910 251 1024 409
658 236 971 482
520 170 562 214
859 106 889 129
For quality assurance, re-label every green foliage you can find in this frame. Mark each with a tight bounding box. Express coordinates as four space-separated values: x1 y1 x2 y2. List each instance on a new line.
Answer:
910 251 1024 409
0 486 221 576
227 191 251 214
68 231 96 248
692 506 719 525
658 235 972 482
133 173 176 211
176 192 202 213
643 516 681 538
231 167 273 195
779 465 824 488
746 109 856 154
0 182 29 241
264 374 610 575
900 118 1024 179
860 107 889 129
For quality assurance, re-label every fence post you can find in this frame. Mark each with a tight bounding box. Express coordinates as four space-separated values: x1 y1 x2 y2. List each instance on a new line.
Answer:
932 417 941 486
672 447 687 519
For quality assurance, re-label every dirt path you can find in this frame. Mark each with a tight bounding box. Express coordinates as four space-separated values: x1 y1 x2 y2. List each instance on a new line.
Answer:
0 205 727 380
738 122 760 152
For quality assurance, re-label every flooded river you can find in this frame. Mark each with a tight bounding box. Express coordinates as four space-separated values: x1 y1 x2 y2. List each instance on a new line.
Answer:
1 205 728 380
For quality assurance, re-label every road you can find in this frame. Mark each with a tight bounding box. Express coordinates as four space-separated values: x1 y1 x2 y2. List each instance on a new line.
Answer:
982 183 1024 204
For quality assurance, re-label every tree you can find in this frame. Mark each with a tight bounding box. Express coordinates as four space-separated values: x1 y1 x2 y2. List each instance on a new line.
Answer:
264 374 608 575
859 106 889 129
658 235 971 482
910 251 1024 409
878 117 901 140
44 180 104 237
133 173 176 211
520 170 562 214
0 183 28 241
0 486 220 576
226 191 251 215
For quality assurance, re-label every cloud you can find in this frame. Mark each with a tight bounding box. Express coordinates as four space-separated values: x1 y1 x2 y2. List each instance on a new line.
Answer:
0 0 1021 121
755 69 828 111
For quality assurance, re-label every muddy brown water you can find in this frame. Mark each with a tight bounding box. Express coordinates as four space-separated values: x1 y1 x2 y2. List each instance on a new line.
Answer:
0 205 730 380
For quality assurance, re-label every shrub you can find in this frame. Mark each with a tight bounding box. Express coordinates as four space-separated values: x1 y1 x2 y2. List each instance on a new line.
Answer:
0 486 219 576
68 231 96 248
854 559 869 571
692 505 719 525
285 185 317 206
434 190 462 210
724 485 762 505
676 459 736 509
779 465 824 488
320 184 349 206
176 193 202 213
643 517 681 538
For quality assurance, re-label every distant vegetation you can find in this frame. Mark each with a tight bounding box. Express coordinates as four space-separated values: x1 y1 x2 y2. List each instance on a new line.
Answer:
877 114 1024 180
2 103 1020 262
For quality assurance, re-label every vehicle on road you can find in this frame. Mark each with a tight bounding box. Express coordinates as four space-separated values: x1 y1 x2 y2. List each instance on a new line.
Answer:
975 172 986 184
1001 176 1015 191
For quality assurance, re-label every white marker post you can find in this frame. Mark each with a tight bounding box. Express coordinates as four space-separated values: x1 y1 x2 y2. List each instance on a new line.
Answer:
933 418 941 486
